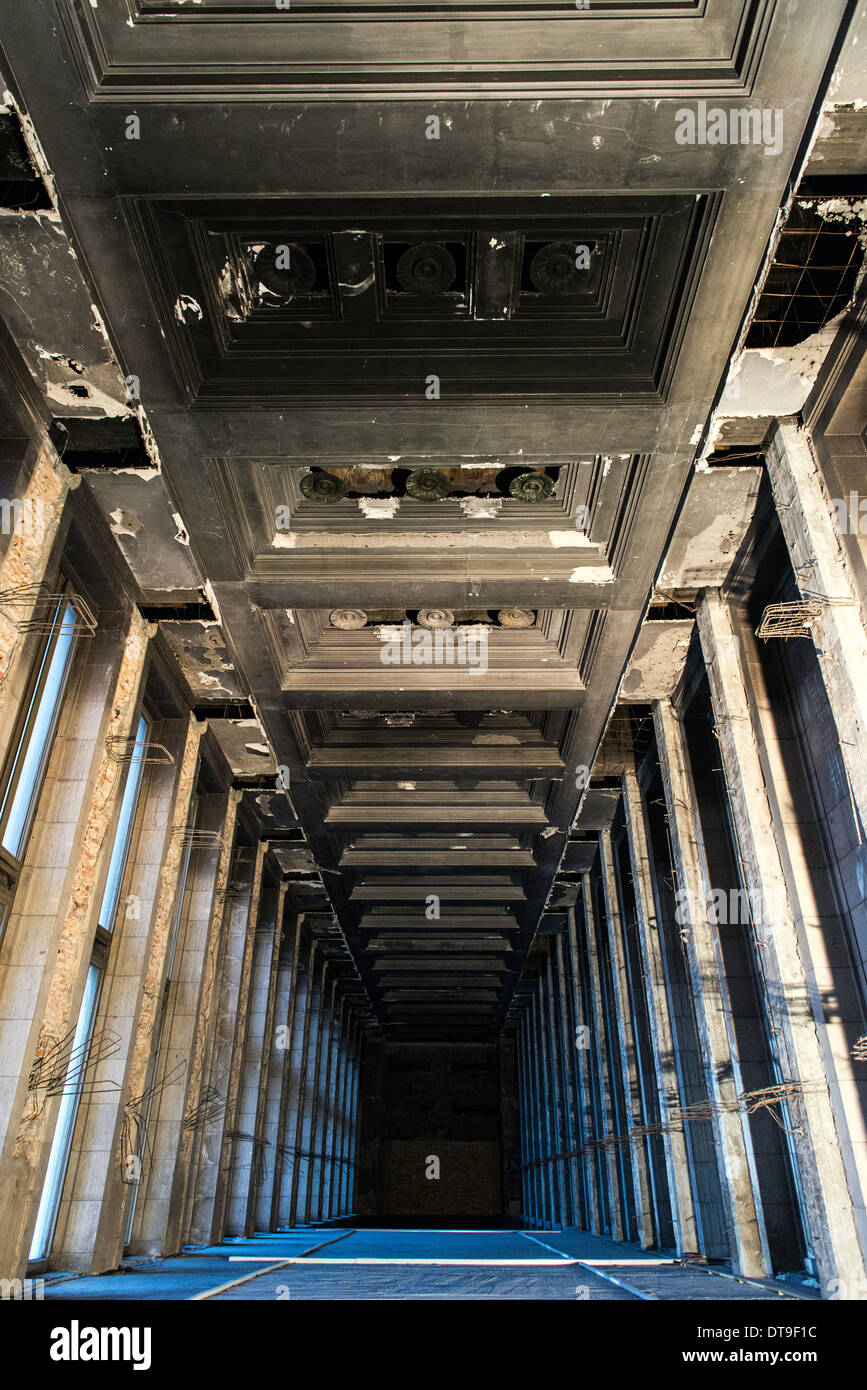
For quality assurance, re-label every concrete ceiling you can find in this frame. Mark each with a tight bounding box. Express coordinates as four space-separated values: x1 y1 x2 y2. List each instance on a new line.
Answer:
0 0 858 1038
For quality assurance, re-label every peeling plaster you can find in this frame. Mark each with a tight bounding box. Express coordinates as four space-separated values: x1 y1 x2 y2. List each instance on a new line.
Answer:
203 581 223 626
358 497 400 519
809 196 867 249
459 497 502 519
174 295 203 324
109 507 142 538
721 314 847 419
568 567 615 585
197 672 231 692
548 530 594 548
1 88 58 213
272 530 604 551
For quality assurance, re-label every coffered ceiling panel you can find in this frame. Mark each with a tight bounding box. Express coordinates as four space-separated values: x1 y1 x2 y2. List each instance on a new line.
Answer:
60 0 773 99
126 193 719 402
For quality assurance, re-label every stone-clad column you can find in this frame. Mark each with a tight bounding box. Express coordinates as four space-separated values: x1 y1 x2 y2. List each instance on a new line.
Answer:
581 872 627 1241
765 420 867 835
698 589 867 1298
58 713 205 1272
0 608 151 1280
162 789 241 1253
334 1017 355 1223
0 442 72 740
529 988 554 1225
599 829 655 1248
275 931 314 1228
565 906 600 1232
518 1002 539 1226
621 767 698 1256
211 840 267 1241
185 818 253 1246
246 880 288 1235
129 791 231 1255
309 977 337 1223
322 995 346 1220
255 938 293 1232
345 1021 361 1214
547 947 577 1227
270 914 306 1228
653 698 767 1277
297 956 327 1224
224 852 278 1237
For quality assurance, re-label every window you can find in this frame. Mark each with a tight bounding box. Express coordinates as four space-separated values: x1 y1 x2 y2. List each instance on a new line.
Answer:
29 961 102 1262
0 593 77 861
123 792 198 1247
98 714 149 933
30 709 150 1264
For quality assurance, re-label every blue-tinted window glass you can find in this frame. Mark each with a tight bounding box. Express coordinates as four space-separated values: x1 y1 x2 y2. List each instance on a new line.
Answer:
0 599 77 859
97 714 149 933
29 961 101 1261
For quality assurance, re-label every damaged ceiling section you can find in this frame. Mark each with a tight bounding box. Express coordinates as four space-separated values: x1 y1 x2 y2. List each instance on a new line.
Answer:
0 0 863 1048
0 80 272 755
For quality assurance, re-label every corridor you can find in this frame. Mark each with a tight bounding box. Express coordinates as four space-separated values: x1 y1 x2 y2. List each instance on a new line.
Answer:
0 0 865 1332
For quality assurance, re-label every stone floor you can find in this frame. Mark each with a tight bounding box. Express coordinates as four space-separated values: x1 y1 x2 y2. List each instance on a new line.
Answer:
41 1228 820 1301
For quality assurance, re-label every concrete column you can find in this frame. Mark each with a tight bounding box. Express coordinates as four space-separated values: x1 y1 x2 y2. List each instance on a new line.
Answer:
765 419 867 833
599 828 656 1248
224 853 277 1236
332 1004 353 1218
212 840 267 1240
519 1004 539 1226
307 977 334 1223
255 941 293 1231
341 1020 360 1215
340 1009 360 1216
130 792 230 1255
322 994 347 1220
341 1013 360 1216
321 996 344 1220
531 980 555 1225
275 933 314 1228
56 714 205 1272
565 906 600 1232
551 940 582 1227
621 767 698 1256
0 441 71 739
542 954 569 1225
162 789 241 1252
698 589 867 1297
300 961 329 1224
289 946 322 1225
0 608 151 1280
528 989 553 1226
246 880 288 1235
186 832 256 1245
653 698 767 1277
581 872 626 1241
269 914 305 1229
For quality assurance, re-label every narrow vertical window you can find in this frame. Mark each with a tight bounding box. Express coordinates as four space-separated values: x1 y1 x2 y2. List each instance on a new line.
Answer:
0 594 77 860
98 714 149 933
30 709 149 1264
29 962 102 1262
